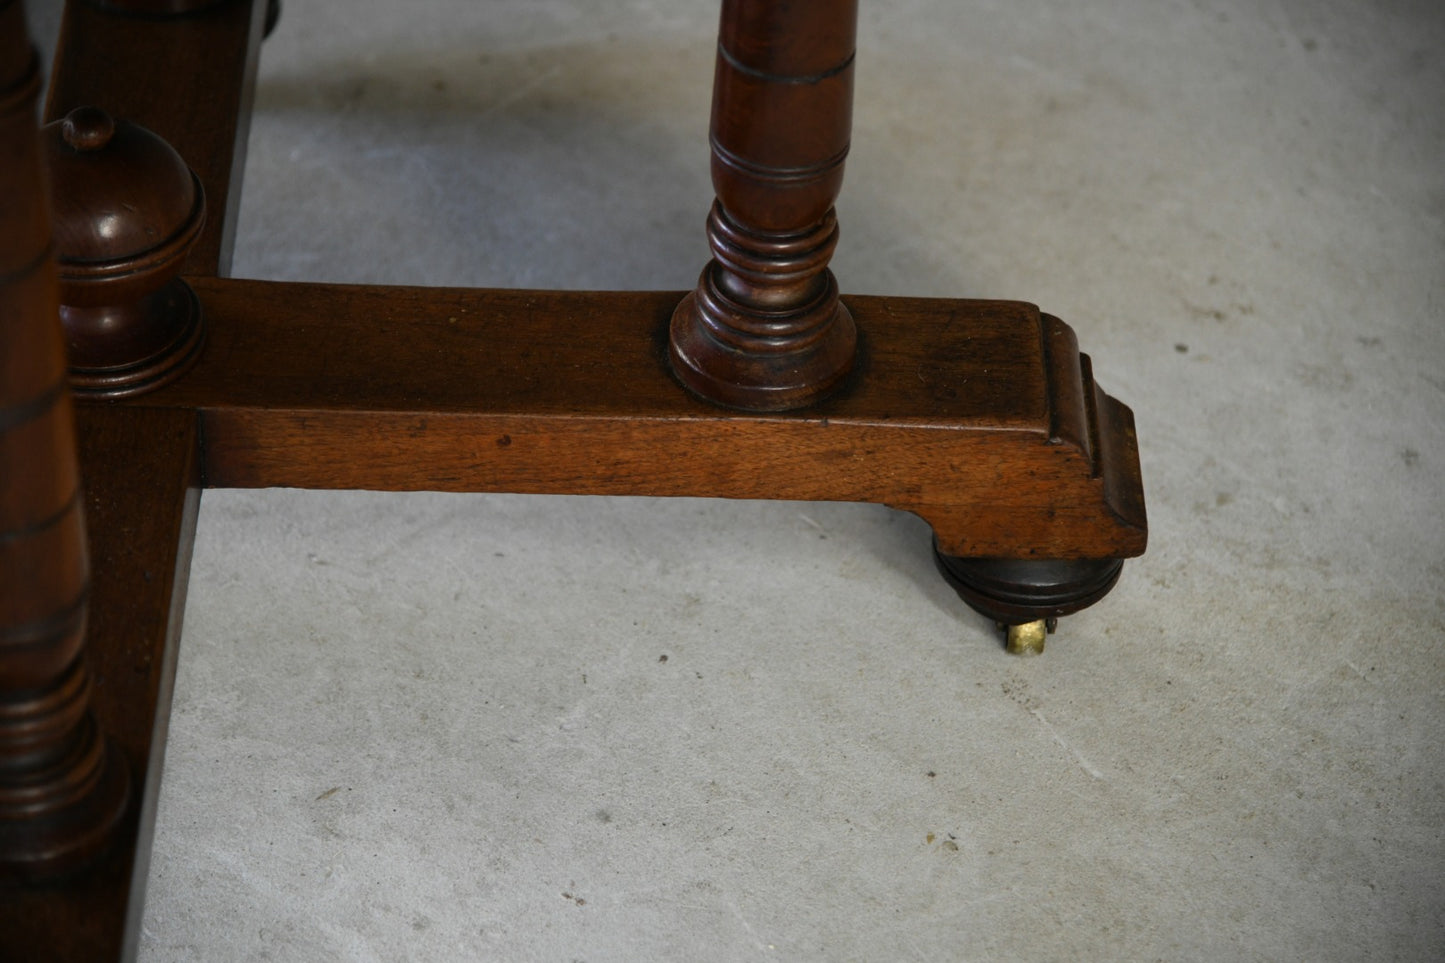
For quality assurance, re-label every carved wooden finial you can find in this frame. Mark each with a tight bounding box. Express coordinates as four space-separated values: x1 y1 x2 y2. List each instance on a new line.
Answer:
669 0 859 411
44 105 206 398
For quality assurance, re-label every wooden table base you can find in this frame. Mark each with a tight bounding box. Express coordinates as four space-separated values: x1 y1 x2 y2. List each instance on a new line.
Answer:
1 0 1145 957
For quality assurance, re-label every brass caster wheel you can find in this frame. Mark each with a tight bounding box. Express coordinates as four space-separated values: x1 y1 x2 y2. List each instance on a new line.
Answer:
999 618 1057 656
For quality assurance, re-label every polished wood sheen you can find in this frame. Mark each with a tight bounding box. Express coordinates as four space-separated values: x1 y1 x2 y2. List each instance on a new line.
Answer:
0 2 129 885
44 105 207 397
670 0 859 410
44 0 267 276
137 280 1144 560
6 0 1148 956
0 406 201 961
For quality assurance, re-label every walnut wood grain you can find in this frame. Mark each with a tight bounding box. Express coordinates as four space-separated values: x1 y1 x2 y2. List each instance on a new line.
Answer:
0 406 201 963
134 279 1145 560
1 3 130 887
10 0 1151 954
670 0 859 410
2 3 208 956
43 0 267 277
44 105 208 398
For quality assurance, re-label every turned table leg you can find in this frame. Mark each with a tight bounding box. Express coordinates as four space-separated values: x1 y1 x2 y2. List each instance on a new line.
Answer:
669 0 1138 649
0 11 129 883
671 0 859 411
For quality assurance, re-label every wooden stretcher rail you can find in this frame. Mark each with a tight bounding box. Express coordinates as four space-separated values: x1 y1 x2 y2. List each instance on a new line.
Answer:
128 278 1147 560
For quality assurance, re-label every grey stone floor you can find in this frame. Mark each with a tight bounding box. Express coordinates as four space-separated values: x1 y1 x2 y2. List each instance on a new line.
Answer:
29 0 1445 959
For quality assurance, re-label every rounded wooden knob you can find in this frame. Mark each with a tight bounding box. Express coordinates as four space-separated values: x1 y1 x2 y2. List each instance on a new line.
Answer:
43 106 206 397
46 105 202 295
59 104 114 151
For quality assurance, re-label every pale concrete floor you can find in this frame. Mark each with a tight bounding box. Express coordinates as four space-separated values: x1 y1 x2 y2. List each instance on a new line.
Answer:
29 0 1445 959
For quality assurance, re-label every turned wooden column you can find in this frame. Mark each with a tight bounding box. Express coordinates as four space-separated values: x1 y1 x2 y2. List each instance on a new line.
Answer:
670 0 859 411
0 5 130 881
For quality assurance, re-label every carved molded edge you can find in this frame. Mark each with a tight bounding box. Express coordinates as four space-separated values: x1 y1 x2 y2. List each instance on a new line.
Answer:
1040 313 1095 472
1093 374 1148 541
1043 311 1145 542
899 308 1146 559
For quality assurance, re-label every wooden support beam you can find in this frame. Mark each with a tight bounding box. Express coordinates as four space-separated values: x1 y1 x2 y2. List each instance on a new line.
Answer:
132 279 1145 560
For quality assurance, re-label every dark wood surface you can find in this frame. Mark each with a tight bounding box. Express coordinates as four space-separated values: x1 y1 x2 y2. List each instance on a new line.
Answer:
44 103 208 397
0 407 201 963
2 3 202 952
670 0 859 410
1 0 129 893
44 0 267 277
2 1 238 958
4 0 1147 957
135 278 1145 560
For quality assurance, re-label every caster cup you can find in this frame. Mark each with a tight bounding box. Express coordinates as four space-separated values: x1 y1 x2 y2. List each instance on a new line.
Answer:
932 545 1123 654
